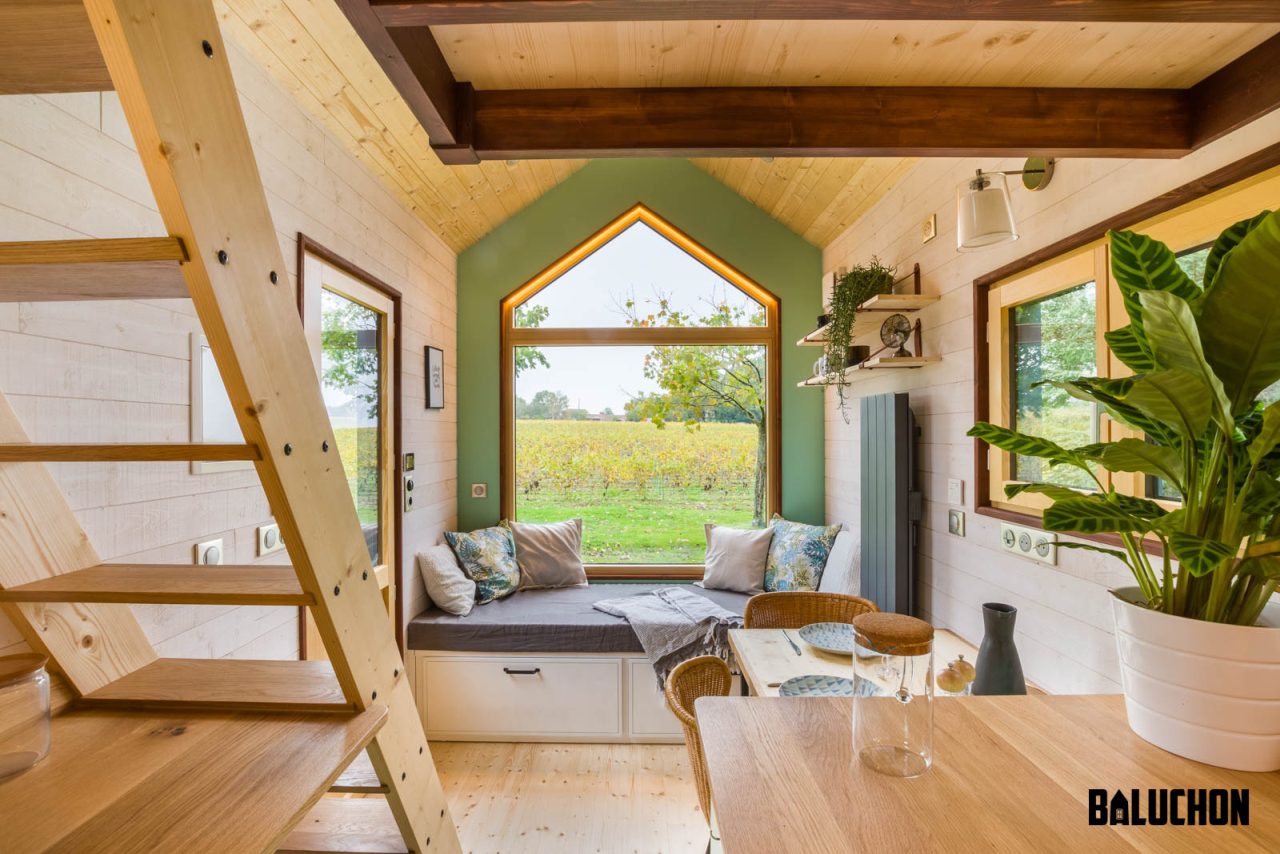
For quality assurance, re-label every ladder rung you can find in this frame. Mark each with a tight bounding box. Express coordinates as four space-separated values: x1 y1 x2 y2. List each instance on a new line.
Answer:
0 564 310 606
330 751 388 794
0 237 187 265
79 659 353 713
280 797 408 854
0 443 260 462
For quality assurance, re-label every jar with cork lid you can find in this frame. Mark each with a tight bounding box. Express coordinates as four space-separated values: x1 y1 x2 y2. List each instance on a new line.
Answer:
0 653 51 779
851 612 935 777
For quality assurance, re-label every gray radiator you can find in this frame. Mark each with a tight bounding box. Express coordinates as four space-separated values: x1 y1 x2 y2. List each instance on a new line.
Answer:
859 392 922 615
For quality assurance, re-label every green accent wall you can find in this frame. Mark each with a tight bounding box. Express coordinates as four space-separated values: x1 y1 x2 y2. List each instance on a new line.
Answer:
456 159 824 531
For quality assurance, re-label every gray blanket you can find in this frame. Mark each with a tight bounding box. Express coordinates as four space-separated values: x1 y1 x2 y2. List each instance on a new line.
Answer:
593 586 743 686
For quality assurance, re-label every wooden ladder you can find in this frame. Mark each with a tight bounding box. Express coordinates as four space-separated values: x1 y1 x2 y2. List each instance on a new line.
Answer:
0 2 459 852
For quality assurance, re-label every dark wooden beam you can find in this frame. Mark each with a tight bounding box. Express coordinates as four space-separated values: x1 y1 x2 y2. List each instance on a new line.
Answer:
464 86 1191 160
1190 32 1280 149
335 0 478 163
370 1 1280 26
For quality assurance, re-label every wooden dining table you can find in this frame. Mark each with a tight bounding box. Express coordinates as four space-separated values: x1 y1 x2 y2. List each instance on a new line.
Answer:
697 694 1280 853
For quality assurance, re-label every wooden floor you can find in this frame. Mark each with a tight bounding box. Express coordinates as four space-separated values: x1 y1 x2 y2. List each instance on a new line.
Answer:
430 742 709 854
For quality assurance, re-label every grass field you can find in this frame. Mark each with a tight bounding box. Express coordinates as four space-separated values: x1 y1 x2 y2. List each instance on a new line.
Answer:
515 419 759 564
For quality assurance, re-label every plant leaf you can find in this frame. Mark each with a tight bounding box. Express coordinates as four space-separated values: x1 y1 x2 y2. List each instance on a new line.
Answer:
1108 491 1171 521
1244 474 1280 517
1050 377 1179 446
1092 438 1184 490
1043 496 1152 534
1169 532 1237 578
1204 210 1272 293
1004 482 1085 502
1247 400 1280 466
1118 369 1212 441
1238 556 1280 579
1149 508 1187 535
1104 325 1156 373
1053 541 1129 562
1198 210 1280 412
1139 290 1233 430
1108 228 1201 332
966 422 1088 471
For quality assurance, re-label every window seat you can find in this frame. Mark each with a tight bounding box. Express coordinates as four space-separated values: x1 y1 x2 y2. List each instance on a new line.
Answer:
407 582 752 653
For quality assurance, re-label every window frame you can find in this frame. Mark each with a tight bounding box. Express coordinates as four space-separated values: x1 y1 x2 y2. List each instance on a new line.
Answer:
499 203 782 579
974 158 1280 532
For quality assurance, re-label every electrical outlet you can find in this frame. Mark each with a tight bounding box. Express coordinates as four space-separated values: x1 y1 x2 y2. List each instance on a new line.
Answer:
921 213 937 244
947 478 964 506
404 475 417 512
998 522 1057 566
257 523 284 556
471 483 487 499
195 538 224 566
948 509 965 537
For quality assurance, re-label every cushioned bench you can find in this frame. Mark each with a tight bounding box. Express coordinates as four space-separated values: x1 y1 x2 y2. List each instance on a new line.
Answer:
407 582 752 653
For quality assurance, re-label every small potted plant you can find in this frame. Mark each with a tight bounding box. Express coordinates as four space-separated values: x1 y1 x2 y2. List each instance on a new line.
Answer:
969 210 1280 772
825 259 895 415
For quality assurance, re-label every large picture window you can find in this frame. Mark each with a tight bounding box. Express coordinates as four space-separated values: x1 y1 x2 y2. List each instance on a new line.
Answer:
501 205 780 573
979 165 1280 518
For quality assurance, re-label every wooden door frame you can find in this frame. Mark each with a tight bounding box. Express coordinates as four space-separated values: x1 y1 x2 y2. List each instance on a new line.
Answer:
296 234 406 651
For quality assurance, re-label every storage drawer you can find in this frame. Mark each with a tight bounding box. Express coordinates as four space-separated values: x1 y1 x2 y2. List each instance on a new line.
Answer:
421 656 622 738
627 658 682 737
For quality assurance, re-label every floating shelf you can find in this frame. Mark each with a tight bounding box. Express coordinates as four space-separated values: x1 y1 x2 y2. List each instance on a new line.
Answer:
797 355 941 387
796 293 939 347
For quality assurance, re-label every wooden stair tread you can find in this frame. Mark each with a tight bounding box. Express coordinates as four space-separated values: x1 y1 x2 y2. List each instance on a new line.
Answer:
0 261 189 302
0 237 186 265
0 564 311 606
0 443 260 462
280 798 408 854
331 751 388 794
0 1 112 95
80 659 353 713
0 704 386 853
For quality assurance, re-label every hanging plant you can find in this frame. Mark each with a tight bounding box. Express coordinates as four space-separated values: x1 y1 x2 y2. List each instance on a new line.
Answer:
824 258 896 415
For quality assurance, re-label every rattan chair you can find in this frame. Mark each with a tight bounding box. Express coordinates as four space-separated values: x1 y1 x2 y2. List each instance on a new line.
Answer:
743 590 878 629
664 655 732 828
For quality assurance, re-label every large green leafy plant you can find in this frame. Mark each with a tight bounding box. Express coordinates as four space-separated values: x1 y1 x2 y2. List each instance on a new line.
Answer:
968 210 1280 626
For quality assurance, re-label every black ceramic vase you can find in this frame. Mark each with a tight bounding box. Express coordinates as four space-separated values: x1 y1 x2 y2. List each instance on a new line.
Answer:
971 602 1027 696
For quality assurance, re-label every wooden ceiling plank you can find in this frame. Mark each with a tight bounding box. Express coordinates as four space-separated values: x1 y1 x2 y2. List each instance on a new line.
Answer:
1190 32 1280 148
467 85 1192 159
369 1 1280 26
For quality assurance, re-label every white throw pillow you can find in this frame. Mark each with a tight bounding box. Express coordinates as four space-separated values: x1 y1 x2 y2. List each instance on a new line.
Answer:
417 544 476 616
511 518 588 590
817 529 859 597
701 523 773 594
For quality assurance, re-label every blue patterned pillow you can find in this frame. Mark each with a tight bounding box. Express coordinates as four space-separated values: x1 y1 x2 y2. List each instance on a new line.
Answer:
763 515 841 592
444 523 519 604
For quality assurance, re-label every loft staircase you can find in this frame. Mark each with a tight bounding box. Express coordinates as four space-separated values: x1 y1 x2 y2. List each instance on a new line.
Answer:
0 2 459 852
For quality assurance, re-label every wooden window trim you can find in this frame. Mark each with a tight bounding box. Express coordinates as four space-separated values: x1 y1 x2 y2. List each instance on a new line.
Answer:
296 234 407 649
973 143 1280 552
499 203 782 578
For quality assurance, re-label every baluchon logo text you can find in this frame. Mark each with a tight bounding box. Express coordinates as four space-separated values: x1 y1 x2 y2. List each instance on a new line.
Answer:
1089 789 1249 826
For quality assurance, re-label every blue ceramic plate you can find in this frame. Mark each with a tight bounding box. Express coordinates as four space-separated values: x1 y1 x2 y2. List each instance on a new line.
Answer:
778 674 855 697
798 621 855 655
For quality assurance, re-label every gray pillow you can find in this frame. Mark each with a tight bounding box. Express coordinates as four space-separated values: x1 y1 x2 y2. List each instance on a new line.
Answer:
416 544 476 616
511 518 588 590
701 523 773 594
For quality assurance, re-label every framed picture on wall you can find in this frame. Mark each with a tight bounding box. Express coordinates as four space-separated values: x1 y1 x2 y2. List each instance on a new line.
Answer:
426 346 444 409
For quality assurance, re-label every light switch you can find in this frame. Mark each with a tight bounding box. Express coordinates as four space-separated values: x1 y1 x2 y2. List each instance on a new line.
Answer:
471 483 488 499
947 478 964 506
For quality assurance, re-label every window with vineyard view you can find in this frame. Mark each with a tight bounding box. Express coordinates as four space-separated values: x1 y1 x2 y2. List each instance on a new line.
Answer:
507 210 777 565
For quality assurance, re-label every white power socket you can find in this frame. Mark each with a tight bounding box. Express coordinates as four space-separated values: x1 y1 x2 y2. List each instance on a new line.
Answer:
999 522 1057 566
257 523 285 557
195 538 224 566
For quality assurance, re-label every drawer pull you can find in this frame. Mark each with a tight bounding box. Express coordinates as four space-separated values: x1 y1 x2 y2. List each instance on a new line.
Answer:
503 667 542 676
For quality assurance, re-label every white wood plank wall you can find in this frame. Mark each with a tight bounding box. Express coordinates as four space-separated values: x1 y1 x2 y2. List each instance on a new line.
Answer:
0 35 457 662
820 111 1280 694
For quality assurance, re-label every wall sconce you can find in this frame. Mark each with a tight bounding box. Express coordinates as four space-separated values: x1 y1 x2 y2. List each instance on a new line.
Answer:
956 157 1054 252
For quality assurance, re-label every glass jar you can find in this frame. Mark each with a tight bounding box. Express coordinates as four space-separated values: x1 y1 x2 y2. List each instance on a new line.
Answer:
0 653 51 779
852 613 934 777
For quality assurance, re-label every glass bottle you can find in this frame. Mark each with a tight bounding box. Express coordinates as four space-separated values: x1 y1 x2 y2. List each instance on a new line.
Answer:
0 653 51 779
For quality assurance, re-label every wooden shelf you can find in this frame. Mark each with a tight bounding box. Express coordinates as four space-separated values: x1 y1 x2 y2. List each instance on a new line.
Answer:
79 658 354 713
796 293 939 347
0 704 386 853
281 797 408 853
797 355 941 387
0 564 311 606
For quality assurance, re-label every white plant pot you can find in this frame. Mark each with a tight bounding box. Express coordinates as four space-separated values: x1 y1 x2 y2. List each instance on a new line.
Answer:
1110 587 1280 772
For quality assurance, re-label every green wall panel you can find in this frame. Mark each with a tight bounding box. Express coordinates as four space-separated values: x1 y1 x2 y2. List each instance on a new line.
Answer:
456 159 824 531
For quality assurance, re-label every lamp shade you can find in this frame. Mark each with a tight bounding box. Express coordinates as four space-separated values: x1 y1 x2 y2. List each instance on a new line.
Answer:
956 171 1017 251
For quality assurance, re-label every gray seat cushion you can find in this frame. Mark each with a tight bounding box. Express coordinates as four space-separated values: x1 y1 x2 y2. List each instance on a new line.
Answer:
407 582 752 654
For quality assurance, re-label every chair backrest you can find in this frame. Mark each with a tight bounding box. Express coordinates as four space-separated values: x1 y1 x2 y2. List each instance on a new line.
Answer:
664 655 732 825
743 591 879 629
